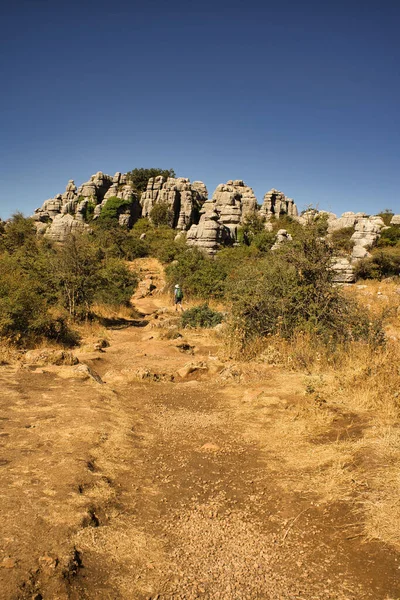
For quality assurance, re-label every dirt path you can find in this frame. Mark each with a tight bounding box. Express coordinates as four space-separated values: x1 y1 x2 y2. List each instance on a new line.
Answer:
1 292 399 599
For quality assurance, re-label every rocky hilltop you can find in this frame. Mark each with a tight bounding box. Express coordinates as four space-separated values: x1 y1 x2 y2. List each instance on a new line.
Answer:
32 170 400 282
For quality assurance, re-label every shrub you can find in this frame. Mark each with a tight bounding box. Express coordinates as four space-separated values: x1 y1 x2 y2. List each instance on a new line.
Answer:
166 248 227 298
94 258 138 306
355 248 400 279
150 201 174 227
238 211 265 246
377 209 394 226
97 197 132 225
0 252 76 346
227 222 380 352
330 226 355 253
181 304 223 328
0 213 37 254
377 226 400 248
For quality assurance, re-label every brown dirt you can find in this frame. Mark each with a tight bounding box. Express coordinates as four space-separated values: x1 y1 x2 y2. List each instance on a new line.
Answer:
1 286 400 599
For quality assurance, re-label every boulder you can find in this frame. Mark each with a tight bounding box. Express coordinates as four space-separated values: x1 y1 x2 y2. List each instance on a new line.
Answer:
390 215 400 225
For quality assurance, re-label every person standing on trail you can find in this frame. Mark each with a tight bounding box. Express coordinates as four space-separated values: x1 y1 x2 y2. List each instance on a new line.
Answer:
174 284 184 312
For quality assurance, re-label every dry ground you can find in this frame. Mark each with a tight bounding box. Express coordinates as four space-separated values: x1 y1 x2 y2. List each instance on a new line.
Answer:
1 265 400 599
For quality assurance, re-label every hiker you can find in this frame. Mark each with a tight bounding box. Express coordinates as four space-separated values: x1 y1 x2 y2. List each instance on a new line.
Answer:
174 284 184 312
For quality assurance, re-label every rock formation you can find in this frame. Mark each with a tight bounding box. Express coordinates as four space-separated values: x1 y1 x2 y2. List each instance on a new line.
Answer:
185 180 260 253
271 229 293 251
186 200 231 255
260 189 298 219
140 177 208 230
33 172 142 240
331 257 356 283
390 215 400 225
211 180 258 240
350 216 384 262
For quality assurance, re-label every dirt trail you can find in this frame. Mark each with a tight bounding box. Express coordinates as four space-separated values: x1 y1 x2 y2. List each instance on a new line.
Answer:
0 282 400 599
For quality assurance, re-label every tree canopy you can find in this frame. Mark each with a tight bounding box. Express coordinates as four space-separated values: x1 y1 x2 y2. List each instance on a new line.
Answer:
126 168 176 194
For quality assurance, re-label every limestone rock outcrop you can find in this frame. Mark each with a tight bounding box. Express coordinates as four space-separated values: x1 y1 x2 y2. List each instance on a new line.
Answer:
260 189 298 219
211 180 258 240
390 215 400 226
45 213 89 242
186 200 231 255
140 177 208 230
331 257 356 283
271 229 293 250
350 216 384 263
326 212 368 233
33 172 140 240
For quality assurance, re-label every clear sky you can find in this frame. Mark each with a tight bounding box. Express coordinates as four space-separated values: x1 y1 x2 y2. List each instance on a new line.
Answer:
1 0 399 219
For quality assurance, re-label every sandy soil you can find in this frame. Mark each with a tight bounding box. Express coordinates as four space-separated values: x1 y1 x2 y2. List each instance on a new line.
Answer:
1 282 399 599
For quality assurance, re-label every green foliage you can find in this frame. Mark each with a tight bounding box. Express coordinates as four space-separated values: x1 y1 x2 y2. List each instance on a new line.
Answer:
181 304 223 329
377 209 394 226
0 213 37 254
145 226 186 264
150 201 173 227
271 214 304 237
166 248 227 298
354 247 400 280
330 226 355 253
84 200 96 222
126 168 176 194
238 211 265 245
251 230 276 252
94 258 138 306
166 245 258 299
0 251 75 346
377 226 400 248
227 223 377 348
97 197 132 226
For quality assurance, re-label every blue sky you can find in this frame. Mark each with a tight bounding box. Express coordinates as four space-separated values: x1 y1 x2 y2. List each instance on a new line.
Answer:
1 0 399 219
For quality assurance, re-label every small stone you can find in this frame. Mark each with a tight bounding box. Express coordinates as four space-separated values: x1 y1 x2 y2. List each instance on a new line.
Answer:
2 557 16 568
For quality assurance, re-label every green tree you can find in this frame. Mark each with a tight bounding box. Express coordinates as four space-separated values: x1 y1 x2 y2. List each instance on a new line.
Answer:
126 168 176 194
238 211 265 246
150 201 173 227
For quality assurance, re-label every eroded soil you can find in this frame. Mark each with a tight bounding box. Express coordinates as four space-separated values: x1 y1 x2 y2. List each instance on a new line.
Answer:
1 293 399 599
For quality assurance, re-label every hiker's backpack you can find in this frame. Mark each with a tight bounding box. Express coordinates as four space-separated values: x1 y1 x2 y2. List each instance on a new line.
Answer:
176 288 183 300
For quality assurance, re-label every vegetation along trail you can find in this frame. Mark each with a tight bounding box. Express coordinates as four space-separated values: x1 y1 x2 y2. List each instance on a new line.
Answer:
0 276 399 600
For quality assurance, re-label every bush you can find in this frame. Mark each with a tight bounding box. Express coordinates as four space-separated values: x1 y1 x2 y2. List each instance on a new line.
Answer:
150 202 174 227
97 197 132 225
166 248 227 298
377 209 394 226
355 248 400 279
181 304 223 328
94 258 138 306
0 252 76 346
238 212 265 246
227 223 379 351
377 226 400 248
330 226 355 253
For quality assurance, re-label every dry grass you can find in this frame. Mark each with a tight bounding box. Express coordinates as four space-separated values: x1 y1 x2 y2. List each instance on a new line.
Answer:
222 279 400 549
